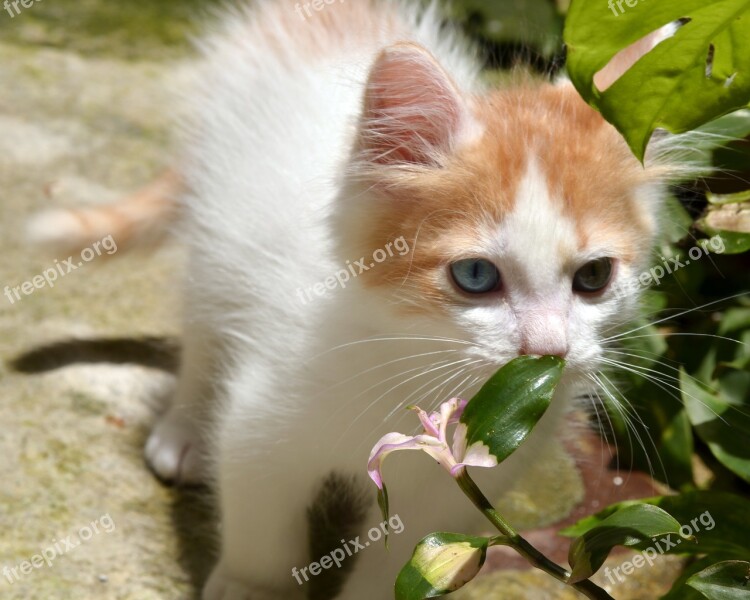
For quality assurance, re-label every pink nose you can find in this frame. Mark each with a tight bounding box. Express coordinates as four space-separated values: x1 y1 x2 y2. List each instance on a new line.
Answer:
518 312 569 358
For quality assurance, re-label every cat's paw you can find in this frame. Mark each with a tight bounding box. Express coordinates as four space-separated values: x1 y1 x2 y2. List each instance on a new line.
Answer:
145 406 207 485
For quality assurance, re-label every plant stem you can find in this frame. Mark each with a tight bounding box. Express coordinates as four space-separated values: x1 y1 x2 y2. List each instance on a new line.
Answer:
455 470 614 600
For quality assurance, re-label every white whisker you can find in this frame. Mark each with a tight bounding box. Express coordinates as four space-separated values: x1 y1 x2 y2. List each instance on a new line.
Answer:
602 293 750 343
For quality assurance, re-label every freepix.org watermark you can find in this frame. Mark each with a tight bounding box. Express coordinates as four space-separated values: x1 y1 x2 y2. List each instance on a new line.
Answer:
612 235 725 300
3 513 116 584
4 234 117 305
292 514 405 586
296 236 410 305
294 0 345 21
603 510 715 584
3 0 42 19
607 0 646 17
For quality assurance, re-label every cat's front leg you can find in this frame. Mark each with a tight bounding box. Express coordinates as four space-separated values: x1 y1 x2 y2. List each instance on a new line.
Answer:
202 395 313 600
202 462 310 600
145 323 219 484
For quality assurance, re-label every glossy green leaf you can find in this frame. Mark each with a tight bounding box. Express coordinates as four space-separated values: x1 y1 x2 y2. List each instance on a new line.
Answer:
564 0 750 160
567 504 683 583
687 561 750 600
395 533 489 600
681 370 750 482
662 556 720 600
460 355 564 465
562 491 750 560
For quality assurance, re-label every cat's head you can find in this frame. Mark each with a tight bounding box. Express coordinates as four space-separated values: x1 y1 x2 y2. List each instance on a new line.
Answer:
340 43 684 374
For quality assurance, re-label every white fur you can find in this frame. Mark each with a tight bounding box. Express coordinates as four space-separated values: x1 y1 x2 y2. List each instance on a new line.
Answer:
144 2 659 599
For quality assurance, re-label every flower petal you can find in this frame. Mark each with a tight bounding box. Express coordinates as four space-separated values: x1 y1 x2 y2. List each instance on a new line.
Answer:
410 406 441 438
446 398 469 425
438 397 467 443
367 432 448 489
450 437 499 475
451 422 469 462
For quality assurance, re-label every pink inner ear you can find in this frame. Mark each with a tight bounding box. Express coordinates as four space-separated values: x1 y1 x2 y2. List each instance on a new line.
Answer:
361 44 465 166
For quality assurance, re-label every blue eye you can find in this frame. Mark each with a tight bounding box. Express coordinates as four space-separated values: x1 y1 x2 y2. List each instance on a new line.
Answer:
450 259 501 294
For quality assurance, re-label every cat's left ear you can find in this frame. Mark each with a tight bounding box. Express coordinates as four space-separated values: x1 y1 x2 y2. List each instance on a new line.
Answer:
358 43 473 167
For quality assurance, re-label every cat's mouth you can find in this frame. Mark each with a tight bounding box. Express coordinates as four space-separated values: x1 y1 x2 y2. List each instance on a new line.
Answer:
471 346 602 378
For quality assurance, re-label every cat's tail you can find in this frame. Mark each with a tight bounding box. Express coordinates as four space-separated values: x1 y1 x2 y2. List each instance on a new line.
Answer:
26 169 182 254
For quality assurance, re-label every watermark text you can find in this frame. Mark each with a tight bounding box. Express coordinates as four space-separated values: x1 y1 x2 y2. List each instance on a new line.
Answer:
292 514 404 585
4 234 117 305
3 513 116 584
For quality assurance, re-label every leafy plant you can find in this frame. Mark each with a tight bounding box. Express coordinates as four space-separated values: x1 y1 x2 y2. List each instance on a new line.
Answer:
564 0 750 160
686 561 750 600
560 2 750 597
369 357 715 600
562 0 750 484
378 1 750 597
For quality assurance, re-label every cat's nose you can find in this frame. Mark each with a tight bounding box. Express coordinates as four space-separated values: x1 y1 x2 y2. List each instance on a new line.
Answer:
518 311 569 358
519 341 568 358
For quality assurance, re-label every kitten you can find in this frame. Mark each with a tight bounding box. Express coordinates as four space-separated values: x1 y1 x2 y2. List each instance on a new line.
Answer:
30 1 702 598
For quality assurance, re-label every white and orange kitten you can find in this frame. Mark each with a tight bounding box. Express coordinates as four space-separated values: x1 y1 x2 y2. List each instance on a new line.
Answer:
30 1 704 599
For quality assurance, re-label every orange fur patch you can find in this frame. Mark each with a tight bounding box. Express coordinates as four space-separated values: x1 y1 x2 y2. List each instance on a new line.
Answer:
355 80 659 315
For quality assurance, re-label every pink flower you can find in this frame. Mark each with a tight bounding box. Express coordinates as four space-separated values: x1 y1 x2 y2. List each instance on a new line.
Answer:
367 397 498 490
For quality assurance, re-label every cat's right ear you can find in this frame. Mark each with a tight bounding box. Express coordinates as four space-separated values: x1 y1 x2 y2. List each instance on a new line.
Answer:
358 43 473 168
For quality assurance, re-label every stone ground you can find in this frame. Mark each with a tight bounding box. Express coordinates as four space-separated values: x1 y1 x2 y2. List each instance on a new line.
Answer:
0 3 685 599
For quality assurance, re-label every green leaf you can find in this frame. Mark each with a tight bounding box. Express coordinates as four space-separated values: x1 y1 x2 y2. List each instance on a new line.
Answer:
719 308 750 335
687 561 750 600
696 225 750 255
564 0 750 160
696 201 750 255
662 195 698 244
395 533 489 600
662 556 721 600
719 368 750 405
681 370 750 482
561 491 750 560
567 503 683 582
459 355 564 465
707 190 750 205
377 484 391 547
695 110 750 183
698 109 750 141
